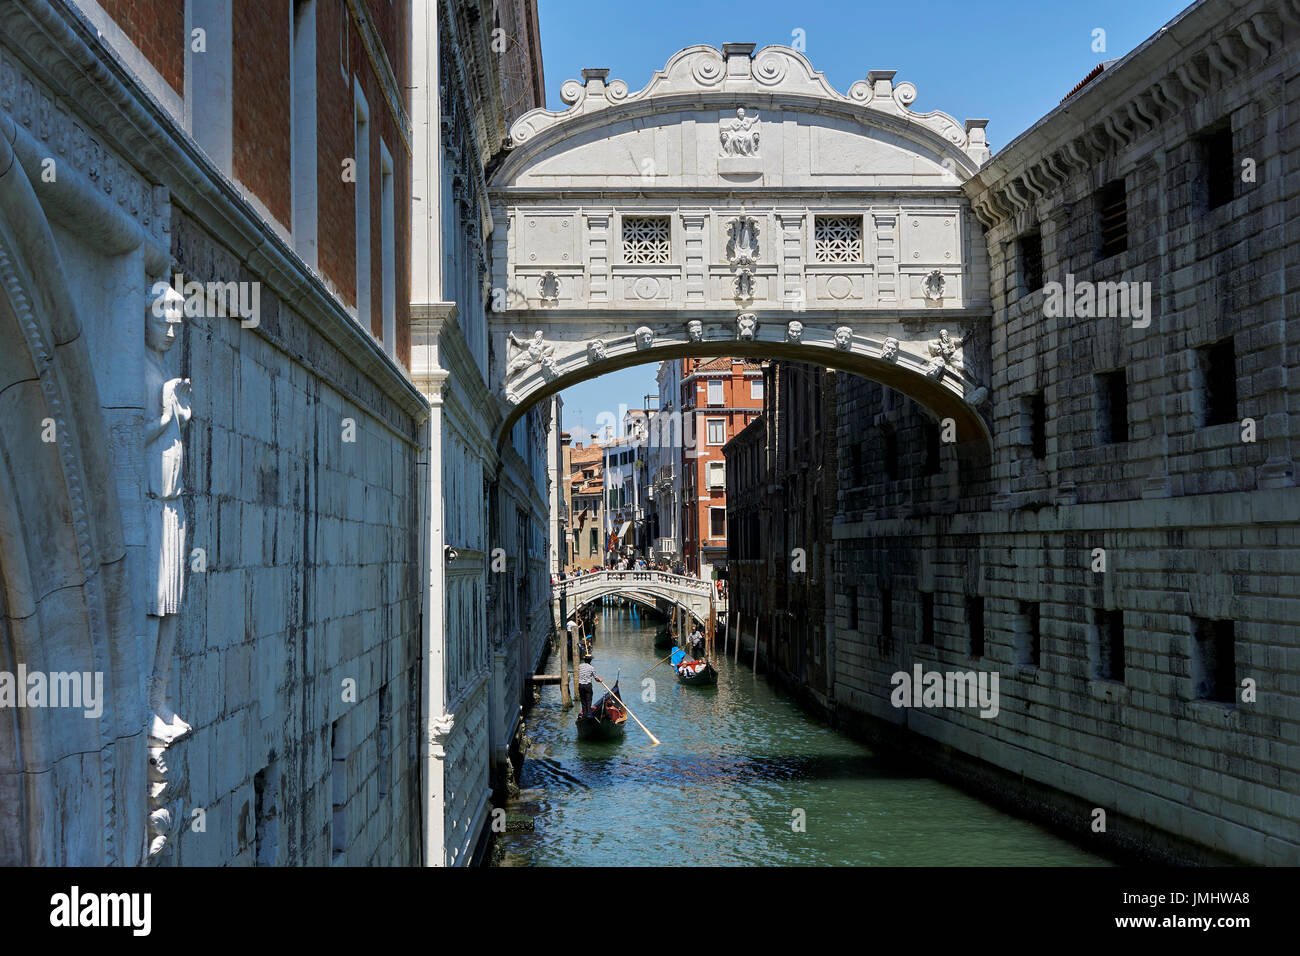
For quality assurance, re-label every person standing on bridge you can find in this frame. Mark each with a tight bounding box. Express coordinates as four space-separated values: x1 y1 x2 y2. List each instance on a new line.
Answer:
577 653 600 716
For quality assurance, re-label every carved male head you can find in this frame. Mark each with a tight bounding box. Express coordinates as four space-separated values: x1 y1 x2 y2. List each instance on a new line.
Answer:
736 313 757 341
587 338 608 362
635 326 655 350
686 320 704 343
834 326 853 350
146 281 185 353
786 320 803 343
880 336 899 361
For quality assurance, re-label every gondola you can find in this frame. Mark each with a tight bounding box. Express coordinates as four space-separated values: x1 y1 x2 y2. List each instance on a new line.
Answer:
653 626 675 650
575 681 628 741
674 658 718 685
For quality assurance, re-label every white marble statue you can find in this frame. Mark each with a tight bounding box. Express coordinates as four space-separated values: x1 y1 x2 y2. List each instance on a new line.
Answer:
508 330 554 375
144 280 191 858
720 107 760 156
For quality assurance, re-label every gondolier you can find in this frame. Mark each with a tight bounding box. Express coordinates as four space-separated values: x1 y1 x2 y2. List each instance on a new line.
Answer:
578 654 598 715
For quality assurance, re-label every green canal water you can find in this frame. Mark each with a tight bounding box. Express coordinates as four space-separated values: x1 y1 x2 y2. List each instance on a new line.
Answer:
492 606 1109 867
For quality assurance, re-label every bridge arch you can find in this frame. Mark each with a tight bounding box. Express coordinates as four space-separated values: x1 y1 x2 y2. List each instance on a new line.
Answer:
487 43 995 449
556 571 718 629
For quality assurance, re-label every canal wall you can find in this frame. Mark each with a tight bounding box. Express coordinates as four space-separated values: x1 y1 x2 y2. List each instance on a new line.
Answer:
728 0 1300 867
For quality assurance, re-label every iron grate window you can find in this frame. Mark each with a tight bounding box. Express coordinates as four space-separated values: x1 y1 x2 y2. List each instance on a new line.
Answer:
814 215 863 263
1098 179 1128 259
1029 391 1047 460
622 216 671 263
1094 608 1125 682
1192 618 1236 703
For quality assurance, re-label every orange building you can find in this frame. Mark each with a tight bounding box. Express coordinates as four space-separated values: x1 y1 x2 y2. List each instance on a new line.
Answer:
680 358 764 577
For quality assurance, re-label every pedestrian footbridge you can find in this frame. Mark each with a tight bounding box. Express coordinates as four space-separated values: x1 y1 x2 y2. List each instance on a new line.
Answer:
554 570 718 623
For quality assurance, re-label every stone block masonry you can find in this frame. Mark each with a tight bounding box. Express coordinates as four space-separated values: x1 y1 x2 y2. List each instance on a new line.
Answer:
810 0 1300 865
167 208 424 866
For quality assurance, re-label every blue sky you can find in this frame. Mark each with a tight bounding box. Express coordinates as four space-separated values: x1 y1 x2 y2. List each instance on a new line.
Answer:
536 0 1192 443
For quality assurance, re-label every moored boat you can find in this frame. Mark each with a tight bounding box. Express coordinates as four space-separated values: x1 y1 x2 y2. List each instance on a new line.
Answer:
653 627 674 649
575 681 628 740
675 658 718 685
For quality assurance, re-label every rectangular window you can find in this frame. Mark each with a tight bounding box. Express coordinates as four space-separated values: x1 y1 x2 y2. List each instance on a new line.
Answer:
1027 391 1047 460
751 380 764 400
1018 231 1043 296
880 587 893 655
330 717 347 862
967 595 985 658
622 215 671 264
922 422 941 476
379 145 396 355
353 85 371 329
589 528 597 554
1016 602 1041 666
253 758 280 866
707 379 724 406
848 586 859 631
1199 337 1238 427
709 507 726 538
850 442 864 487
1192 618 1235 703
1098 178 1128 259
291 0 318 267
707 461 726 489
377 682 391 799
1093 608 1125 682
1096 369 1129 444
706 419 726 445
920 592 935 646
1201 124 1235 211
814 215 863 263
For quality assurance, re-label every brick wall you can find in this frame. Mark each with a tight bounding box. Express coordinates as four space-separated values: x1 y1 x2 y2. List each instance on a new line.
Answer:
98 0 184 93
232 0 291 229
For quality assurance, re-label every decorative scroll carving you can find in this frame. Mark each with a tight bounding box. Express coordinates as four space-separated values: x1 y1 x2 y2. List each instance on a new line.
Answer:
922 270 946 301
720 107 760 156
507 329 555 375
726 216 759 266
144 280 192 860
732 268 755 303
538 271 560 303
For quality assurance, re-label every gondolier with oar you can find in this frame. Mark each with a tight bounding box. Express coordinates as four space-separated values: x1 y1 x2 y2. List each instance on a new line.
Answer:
577 653 599 716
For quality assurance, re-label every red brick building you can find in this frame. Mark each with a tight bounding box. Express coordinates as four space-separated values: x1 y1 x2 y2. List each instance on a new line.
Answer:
679 357 763 577
84 0 412 362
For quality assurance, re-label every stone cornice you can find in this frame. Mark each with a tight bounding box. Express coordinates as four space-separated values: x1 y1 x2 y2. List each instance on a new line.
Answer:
963 0 1297 230
344 0 413 154
1 0 429 424
503 45 990 179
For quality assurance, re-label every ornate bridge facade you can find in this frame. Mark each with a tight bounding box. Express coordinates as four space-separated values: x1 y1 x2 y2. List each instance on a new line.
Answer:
487 43 995 447
555 570 717 624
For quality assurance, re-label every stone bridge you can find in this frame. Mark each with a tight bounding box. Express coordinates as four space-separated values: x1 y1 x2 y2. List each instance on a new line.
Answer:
555 569 717 624
487 43 996 448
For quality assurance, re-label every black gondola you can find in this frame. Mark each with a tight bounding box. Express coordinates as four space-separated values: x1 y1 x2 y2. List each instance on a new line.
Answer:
575 681 628 741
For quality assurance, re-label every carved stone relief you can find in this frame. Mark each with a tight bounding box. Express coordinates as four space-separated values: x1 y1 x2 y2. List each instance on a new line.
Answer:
719 107 760 156
736 313 757 341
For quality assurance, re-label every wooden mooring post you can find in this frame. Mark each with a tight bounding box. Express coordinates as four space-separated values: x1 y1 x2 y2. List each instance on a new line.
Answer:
559 621 573 709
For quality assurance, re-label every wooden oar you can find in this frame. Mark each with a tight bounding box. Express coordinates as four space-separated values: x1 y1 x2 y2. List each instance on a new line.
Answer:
595 676 660 746
638 652 674 680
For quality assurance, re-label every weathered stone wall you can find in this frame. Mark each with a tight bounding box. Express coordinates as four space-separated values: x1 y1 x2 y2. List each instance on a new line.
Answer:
165 208 424 866
824 0 1300 865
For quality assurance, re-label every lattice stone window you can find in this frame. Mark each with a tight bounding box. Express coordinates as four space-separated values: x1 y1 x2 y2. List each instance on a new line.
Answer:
814 215 863 263
622 216 671 263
